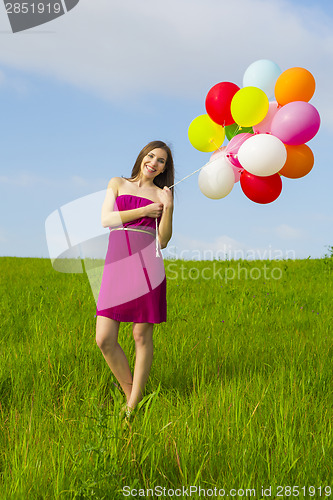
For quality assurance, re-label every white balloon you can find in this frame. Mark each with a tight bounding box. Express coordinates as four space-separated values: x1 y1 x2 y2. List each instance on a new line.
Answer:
198 156 235 199
237 134 287 177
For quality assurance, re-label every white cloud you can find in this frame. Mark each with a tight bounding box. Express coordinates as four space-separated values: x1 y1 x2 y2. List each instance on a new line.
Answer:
308 212 333 223
71 175 91 187
171 232 247 259
252 223 307 240
0 61 30 94
165 231 294 260
275 224 306 240
0 171 53 187
0 0 332 125
0 170 106 190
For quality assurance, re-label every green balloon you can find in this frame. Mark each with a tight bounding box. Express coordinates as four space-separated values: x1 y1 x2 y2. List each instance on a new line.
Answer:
225 123 254 141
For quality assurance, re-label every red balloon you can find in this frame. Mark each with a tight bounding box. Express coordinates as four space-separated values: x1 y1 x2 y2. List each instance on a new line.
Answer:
205 82 240 127
240 170 282 204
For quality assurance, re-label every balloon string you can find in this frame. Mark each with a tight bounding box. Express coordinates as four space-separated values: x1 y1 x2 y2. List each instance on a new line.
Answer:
168 134 234 189
232 125 241 138
167 123 249 190
168 163 211 189
168 149 224 189
168 132 240 190
211 139 224 152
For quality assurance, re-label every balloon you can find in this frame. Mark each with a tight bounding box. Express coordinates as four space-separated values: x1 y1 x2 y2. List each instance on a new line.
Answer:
231 87 269 127
188 114 225 152
205 82 240 126
210 147 242 183
279 144 314 179
238 134 287 176
253 101 279 134
243 59 282 99
271 101 320 145
198 156 235 199
240 171 282 204
225 123 254 140
275 67 315 106
210 147 226 158
225 132 252 171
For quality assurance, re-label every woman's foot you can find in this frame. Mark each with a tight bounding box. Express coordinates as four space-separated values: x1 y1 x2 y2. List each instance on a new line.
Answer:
119 404 136 430
119 404 135 420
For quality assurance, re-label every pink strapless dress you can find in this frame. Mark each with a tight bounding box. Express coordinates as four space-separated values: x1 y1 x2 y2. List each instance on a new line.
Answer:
96 194 167 323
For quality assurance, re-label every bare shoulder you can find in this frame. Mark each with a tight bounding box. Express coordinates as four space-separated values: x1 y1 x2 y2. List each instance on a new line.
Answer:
108 176 124 188
155 186 174 203
155 186 165 202
106 177 124 196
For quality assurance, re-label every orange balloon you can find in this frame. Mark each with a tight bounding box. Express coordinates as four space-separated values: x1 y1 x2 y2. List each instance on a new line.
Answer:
279 144 314 179
275 67 315 106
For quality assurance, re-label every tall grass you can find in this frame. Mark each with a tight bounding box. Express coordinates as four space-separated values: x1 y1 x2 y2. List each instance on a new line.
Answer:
0 256 332 498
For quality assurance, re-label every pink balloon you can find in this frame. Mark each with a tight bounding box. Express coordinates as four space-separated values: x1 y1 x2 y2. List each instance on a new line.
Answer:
271 101 320 145
253 101 279 133
210 147 226 159
225 132 252 170
210 147 242 182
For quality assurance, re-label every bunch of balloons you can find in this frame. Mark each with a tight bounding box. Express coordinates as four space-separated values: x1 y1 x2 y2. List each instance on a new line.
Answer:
188 59 320 204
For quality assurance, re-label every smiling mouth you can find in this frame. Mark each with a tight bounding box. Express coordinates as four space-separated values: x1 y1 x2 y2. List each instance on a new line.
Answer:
146 165 156 172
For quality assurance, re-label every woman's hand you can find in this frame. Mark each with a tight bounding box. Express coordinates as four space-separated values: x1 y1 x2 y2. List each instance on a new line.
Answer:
159 186 173 210
143 202 164 219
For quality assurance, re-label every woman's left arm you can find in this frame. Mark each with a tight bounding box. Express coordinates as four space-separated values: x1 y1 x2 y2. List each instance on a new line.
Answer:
158 186 174 249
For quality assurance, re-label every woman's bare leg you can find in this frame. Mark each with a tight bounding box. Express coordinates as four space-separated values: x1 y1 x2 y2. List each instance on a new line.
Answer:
96 316 133 402
127 322 154 410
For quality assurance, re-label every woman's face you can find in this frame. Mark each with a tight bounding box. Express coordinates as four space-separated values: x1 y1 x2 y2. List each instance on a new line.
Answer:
140 148 168 179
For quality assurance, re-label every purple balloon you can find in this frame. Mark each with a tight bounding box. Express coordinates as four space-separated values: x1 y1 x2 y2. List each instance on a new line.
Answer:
271 101 320 145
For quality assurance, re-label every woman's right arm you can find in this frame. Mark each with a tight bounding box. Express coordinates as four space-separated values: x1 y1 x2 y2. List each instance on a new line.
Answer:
101 178 148 228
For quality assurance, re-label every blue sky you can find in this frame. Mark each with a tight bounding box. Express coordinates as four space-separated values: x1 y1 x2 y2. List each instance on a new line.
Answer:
0 0 332 261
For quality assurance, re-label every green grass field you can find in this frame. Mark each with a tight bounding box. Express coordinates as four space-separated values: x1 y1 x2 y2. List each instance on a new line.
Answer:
0 255 332 499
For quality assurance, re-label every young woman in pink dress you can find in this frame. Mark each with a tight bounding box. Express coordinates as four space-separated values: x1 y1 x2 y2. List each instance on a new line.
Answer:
95 140 175 418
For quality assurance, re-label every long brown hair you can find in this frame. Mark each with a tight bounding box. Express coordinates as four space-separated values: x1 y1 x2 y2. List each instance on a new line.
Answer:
122 141 175 197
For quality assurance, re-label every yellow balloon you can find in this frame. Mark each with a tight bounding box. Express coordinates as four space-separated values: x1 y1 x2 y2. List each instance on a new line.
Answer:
230 87 269 127
188 114 225 152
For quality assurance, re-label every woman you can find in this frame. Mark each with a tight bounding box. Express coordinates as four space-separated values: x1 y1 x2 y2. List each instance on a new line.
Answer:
95 140 174 417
